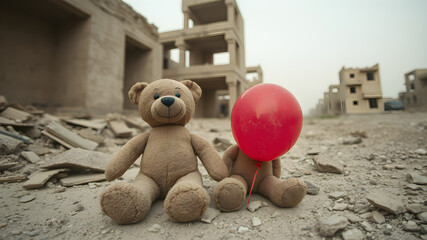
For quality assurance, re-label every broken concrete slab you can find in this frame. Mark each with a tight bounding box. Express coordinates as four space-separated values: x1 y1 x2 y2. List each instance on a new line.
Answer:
0 107 32 122
201 208 220 223
247 200 268 212
0 134 23 155
59 173 106 187
0 175 27 183
328 191 348 200
21 151 40 164
318 215 348 237
368 211 385 224
313 156 344 174
304 180 320 195
27 144 51 155
414 148 427 155
0 161 17 171
406 173 427 185
366 190 405 214
40 148 111 172
42 121 98 150
341 228 364 240
108 120 132 138
23 169 69 189
122 116 150 131
406 204 427 214
0 116 35 127
213 137 233 151
0 129 31 144
64 119 107 131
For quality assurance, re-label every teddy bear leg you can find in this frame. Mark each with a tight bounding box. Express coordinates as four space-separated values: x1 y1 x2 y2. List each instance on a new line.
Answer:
164 171 209 222
258 176 306 208
100 173 160 224
213 175 247 212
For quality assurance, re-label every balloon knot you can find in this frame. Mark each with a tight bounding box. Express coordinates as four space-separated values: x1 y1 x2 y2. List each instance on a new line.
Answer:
255 161 262 168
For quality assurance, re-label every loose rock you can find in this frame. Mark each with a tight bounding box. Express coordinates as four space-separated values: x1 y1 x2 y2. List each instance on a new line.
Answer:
366 190 405 214
19 195 35 203
406 204 427 214
417 212 427 222
342 137 362 145
201 208 220 223
342 228 364 240
148 224 162 233
251 217 262 227
328 191 348 200
304 180 320 195
406 173 427 185
237 226 249 233
403 221 420 232
247 201 268 212
318 215 348 237
368 211 385 224
313 157 344 174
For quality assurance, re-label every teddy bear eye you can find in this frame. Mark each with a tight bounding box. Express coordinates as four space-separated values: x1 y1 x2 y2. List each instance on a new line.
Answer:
175 93 181 98
154 93 160 100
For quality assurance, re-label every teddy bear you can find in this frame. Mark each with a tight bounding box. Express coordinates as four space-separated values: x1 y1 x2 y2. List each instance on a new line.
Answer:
100 79 229 224
213 144 307 212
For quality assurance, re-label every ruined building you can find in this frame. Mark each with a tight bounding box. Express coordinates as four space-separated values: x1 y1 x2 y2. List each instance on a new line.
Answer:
399 69 427 110
316 64 384 115
0 0 261 117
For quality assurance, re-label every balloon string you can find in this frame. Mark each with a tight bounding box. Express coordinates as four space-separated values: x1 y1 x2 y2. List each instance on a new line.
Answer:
247 161 262 207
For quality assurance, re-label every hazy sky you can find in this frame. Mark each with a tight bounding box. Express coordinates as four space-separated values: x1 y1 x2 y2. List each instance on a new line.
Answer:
123 0 427 114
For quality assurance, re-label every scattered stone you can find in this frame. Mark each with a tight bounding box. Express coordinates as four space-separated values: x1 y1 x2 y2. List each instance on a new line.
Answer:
60 173 106 187
0 107 32 122
342 137 362 145
213 137 232 151
353 201 370 214
21 151 40 164
11 230 21 235
53 186 67 193
366 190 405 214
0 175 27 183
394 165 406 170
237 226 249 233
247 201 268 212
359 221 374 232
0 161 17 171
414 148 427 155
328 191 348 200
418 212 427 222
304 180 320 195
251 217 262 227
405 184 423 190
108 120 132 138
307 149 321 155
19 195 35 203
24 230 40 236
74 203 85 212
333 203 348 211
350 131 367 138
406 204 427 214
368 211 385 224
317 215 348 237
41 148 111 172
201 208 220 223
406 173 427 185
313 156 344 174
42 121 98 150
0 134 23 155
403 221 420 232
342 228 364 240
23 169 69 189
64 119 107 131
148 224 162 233
345 213 362 223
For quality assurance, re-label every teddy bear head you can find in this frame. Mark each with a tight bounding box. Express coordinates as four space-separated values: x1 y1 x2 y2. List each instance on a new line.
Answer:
128 79 202 127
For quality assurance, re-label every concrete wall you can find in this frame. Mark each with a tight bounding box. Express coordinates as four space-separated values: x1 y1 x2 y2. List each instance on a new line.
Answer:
401 69 427 109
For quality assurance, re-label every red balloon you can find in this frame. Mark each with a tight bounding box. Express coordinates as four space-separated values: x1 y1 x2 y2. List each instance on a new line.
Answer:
231 83 303 162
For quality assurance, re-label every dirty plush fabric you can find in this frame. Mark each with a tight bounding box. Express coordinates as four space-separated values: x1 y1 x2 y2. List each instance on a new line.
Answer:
100 79 228 224
214 144 307 212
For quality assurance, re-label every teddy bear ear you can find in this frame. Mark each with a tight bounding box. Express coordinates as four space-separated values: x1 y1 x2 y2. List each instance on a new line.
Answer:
181 80 202 102
128 82 148 105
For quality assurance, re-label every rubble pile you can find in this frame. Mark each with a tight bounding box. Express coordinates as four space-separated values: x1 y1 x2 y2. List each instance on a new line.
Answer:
0 96 150 189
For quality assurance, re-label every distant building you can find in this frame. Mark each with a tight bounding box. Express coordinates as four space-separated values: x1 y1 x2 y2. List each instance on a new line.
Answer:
0 0 261 117
160 0 261 117
317 64 384 115
399 69 427 110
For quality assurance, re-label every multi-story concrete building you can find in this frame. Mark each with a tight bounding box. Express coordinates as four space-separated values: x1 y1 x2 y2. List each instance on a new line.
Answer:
0 0 261 117
399 69 427 110
317 64 384 115
160 0 260 117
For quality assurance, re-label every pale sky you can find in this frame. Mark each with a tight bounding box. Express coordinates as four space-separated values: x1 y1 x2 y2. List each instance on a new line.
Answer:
123 0 427 115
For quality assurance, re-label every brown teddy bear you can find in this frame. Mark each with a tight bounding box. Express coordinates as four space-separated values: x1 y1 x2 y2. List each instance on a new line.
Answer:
100 79 229 224
214 144 307 212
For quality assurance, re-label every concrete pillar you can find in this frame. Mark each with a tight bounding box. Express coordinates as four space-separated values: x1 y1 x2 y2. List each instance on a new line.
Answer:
227 39 236 66
226 76 238 116
226 0 235 24
176 39 187 68
183 11 190 29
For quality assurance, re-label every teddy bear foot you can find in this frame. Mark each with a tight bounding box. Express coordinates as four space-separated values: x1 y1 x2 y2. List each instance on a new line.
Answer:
214 177 246 212
275 178 307 208
100 182 151 224
164 182 209 222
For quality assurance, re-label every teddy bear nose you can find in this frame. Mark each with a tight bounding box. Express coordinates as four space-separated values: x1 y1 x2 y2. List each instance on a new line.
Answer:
161 97 175 107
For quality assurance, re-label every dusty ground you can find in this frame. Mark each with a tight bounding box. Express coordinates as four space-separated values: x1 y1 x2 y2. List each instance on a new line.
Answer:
0 111 426 240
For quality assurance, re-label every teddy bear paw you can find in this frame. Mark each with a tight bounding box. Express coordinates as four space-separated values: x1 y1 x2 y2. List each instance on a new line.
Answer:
164 183 209 222
100 182 151 224
214 178 246 212
276 178 307 208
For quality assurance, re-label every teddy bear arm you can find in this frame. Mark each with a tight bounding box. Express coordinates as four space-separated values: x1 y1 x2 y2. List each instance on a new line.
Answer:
222 144 240 171
190 134 229 181
272 158 281 178
105 133 149 181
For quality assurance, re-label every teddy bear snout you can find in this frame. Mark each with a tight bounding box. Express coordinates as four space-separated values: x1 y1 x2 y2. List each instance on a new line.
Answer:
161 97 175 107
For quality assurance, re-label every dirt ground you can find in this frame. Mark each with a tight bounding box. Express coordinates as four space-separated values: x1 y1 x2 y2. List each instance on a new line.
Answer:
0 111 426 240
